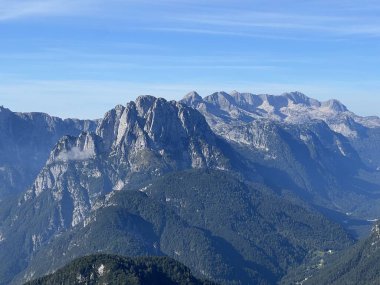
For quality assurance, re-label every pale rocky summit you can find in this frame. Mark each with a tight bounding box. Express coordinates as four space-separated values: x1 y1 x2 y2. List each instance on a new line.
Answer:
97 95 228 173
181 91 380 170
181 91 380 138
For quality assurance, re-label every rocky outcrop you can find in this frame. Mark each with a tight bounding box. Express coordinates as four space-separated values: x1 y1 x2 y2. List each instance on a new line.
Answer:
22 96 232 231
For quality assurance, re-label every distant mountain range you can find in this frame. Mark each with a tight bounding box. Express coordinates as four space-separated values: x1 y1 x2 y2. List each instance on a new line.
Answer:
181 91 380 138
182 91 380 221
1 91 380 284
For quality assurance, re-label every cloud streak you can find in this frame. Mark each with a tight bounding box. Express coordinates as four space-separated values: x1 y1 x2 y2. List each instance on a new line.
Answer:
0 0 98 21
2 1 379 38
167 10 380 38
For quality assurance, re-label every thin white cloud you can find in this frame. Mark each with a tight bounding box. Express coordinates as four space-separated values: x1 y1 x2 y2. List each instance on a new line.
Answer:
168 11 380 38
0 0 98 21
2 0 379 38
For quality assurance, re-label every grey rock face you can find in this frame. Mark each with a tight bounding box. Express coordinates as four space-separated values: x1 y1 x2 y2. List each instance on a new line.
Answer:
0 106 98 199
97 96 229 177
0 93 376 285
23 96 231 231
181 91 380 138
181 91 380 220
181 90 380 172
0 97 234 285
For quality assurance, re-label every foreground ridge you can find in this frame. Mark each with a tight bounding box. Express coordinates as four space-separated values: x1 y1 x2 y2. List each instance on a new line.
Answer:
25 254 215 285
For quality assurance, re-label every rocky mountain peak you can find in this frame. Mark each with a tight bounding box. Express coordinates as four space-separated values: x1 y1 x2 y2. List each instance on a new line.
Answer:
283 91 320 107
204 91 235 107
321 99 348 112
95 96 228 171
18 95 233 234
134 95 161 116
181 91 203 106
27 95 231 210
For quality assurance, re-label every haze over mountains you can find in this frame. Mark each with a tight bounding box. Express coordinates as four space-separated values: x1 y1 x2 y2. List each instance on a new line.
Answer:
1 91 380 284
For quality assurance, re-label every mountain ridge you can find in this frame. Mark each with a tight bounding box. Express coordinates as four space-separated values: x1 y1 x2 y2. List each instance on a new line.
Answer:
0 91 378 285
181 90 379 138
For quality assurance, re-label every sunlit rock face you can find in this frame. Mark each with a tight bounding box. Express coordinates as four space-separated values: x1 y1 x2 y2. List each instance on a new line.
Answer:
23 96 232 230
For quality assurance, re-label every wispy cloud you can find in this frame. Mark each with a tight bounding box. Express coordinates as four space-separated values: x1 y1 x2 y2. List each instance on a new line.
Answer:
0 0 98 21
2 0 379 38
166 11 380 38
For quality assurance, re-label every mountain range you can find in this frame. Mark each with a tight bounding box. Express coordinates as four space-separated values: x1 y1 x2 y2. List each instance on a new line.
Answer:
1 91 380 284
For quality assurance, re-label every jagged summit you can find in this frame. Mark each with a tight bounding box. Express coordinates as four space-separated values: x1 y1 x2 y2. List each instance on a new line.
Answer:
182 90 349 111
181 90 380 137
181 91 203 106
24 95 232 228
282 91 320 107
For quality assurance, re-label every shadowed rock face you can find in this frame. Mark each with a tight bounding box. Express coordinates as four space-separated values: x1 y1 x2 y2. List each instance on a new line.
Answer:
0 106 97 199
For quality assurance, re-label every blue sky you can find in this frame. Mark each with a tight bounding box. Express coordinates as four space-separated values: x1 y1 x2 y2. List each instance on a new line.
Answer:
0 0 379 118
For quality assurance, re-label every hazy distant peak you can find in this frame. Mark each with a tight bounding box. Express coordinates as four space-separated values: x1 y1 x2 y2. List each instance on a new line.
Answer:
182 91 203 105
321 99 348 112
203 91 236 108
281 91 319 107
180 89 380 138
184 90 202 99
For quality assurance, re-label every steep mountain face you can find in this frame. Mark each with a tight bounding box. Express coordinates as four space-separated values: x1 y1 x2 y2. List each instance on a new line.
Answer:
25 254 213 285
0 106 97 199
96 96 231 183
304 222 380 285
21 96 232 227
182 92 380 220
17 170 352 285
0 97 235 284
